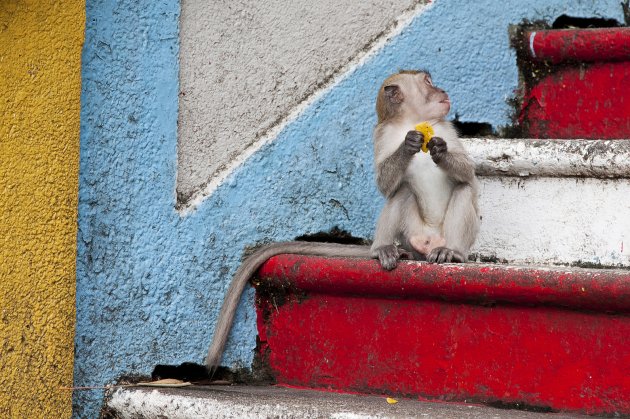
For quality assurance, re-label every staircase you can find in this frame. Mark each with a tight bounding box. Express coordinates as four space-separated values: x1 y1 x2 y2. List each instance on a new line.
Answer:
252 28 630 416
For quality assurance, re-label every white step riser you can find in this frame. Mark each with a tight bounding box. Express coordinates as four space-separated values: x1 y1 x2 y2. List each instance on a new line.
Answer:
464 139 630 267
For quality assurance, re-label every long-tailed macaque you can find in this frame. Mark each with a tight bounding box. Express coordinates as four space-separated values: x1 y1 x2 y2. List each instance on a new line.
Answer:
205 70 479 372
370 70 479 268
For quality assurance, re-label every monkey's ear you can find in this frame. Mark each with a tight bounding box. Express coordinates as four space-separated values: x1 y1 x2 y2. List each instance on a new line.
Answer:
383 84 403 104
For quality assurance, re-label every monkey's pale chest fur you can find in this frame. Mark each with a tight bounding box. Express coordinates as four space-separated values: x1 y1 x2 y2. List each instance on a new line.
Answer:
406 147 453 229
406 123 454 229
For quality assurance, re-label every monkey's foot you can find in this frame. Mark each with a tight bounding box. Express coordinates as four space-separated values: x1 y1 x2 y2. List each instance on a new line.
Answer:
426 247 465 264
409 235 446 256
398 248 413 260
374 244 403 271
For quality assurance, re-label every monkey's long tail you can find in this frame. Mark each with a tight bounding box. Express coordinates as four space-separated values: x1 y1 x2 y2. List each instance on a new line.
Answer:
205 241 372 373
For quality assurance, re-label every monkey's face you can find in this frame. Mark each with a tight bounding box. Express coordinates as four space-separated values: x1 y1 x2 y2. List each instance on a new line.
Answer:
406 72 450 121
376 70 451 124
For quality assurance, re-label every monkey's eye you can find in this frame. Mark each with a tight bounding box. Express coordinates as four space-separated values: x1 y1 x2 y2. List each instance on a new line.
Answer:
426 77 433 86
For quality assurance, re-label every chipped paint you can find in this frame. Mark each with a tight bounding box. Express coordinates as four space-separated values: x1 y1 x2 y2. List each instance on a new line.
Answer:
464 138 630 178
258 255 630 312
529 31 537 58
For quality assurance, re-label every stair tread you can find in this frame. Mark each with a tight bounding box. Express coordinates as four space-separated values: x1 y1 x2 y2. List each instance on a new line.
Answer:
108 385 586 419
256 254 630 313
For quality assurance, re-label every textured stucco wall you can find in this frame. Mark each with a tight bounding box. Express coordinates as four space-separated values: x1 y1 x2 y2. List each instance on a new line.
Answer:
177 0 420 203
75 0 626 417
0 1 84 418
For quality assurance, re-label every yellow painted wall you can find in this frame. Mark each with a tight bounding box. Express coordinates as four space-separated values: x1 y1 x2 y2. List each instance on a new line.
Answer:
0 1 84 417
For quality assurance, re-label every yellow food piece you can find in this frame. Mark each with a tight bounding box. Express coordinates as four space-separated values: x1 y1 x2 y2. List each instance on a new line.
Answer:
386 397 398 404
414 122 434 153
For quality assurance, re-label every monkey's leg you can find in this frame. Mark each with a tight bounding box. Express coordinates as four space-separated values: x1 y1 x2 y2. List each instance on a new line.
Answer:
376 188 436 267
371 190 411 270
428 184 479 263
400 195 438 259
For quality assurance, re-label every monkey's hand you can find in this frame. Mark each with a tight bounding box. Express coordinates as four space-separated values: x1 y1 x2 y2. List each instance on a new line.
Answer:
374 244 410 270
404 130 424 155
427 137 447 164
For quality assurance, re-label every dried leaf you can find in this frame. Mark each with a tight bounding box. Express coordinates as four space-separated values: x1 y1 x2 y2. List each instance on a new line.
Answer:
137 378 192 388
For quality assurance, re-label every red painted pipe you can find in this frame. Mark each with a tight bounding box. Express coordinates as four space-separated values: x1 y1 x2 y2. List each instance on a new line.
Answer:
526 28 630 64
257 255 630 313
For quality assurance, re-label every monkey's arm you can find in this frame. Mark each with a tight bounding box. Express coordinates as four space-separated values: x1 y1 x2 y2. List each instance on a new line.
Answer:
206 242 371 373
427 137 476 184
376 130 423 198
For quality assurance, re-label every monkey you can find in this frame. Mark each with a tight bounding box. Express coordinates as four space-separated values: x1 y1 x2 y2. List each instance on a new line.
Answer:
370 70 479 269
205 70 479 372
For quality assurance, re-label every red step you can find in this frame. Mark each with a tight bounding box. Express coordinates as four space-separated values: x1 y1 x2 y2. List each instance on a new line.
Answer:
519 28 630 139
254 255 630 416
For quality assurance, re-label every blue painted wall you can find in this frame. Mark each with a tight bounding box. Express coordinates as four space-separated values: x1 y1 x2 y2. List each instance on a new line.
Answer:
74 0 625 416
